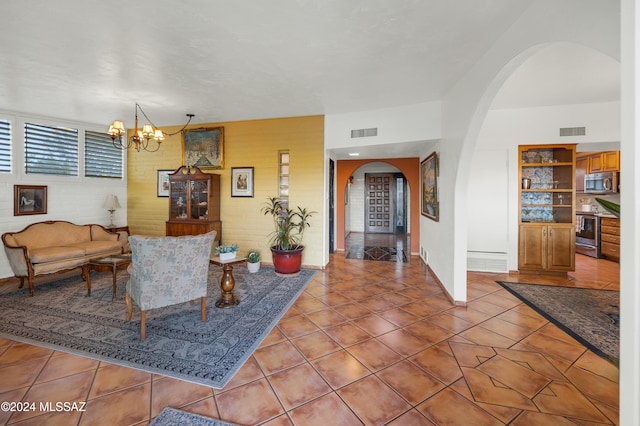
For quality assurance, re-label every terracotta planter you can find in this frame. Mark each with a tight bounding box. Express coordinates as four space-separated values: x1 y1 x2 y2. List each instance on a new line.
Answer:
270 245 304 275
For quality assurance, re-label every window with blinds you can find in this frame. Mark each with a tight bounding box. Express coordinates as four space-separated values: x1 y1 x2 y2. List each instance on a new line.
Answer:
85 131 123 178
279 151 289 209
0 119 10 173
24 123 78 176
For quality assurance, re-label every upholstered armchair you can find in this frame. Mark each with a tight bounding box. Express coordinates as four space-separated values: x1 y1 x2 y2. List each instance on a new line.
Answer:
125 231 216 341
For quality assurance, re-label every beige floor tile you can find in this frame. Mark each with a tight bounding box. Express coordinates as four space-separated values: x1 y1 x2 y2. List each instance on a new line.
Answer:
377 360 445 405
253 341 306 375
311 350 370 389
267 363 331 410
417 388 502 426
80 383 151 425
216 378 285 425
347 338 403 371
338 375 410 425
288 392 363 426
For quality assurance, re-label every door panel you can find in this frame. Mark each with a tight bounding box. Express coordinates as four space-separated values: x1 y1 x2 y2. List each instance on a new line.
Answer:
547 224 575 271
518 224 546 270
365 173 394 233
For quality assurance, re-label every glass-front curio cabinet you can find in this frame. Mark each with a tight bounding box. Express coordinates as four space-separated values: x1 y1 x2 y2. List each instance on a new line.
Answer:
166 165 221 243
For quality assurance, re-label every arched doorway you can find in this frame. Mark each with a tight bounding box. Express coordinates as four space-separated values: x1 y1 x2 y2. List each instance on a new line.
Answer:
335 158 420 256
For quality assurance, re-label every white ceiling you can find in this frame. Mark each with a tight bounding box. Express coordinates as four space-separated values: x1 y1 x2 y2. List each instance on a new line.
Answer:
1 1 619 160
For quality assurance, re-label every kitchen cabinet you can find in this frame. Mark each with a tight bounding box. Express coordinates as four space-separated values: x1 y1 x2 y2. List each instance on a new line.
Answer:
587 151 620 173
576 156 588 193
519 224 575 272
518 144 576 272
600 217 620 262
165 165 221 243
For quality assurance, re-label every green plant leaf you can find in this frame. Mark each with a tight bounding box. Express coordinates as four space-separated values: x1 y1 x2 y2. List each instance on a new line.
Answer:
595 198 620 218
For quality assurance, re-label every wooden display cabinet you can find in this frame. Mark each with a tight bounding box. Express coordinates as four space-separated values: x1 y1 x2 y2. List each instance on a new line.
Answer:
165 165 221 243
518 144 576 272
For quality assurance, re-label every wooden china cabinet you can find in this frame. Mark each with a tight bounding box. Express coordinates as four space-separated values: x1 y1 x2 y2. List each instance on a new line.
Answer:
165 165 221 244
518 144 576 273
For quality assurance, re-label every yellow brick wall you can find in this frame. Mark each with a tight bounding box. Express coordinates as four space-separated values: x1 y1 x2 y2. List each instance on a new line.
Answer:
127 115 325 268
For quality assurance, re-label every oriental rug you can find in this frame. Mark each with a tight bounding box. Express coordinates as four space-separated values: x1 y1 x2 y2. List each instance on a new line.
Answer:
497 281 619 364
151 407 239 426
0 266 315 389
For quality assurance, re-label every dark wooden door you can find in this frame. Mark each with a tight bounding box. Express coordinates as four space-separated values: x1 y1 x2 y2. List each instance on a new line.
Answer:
365 173 394 233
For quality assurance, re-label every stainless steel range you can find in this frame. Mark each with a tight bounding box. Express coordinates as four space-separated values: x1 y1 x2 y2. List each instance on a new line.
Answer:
576 212 601 258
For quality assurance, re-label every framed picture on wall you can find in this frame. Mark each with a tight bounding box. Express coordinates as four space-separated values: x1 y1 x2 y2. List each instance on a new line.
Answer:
182 127 224 170
231 167 254 197
421 152 439 221
157 169 173 197
14 185 47 216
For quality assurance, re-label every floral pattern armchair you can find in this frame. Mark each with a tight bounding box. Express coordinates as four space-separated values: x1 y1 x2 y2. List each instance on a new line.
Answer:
125 231 216 341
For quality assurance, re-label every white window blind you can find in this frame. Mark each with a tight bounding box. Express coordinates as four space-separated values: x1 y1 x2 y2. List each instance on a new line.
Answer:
279 151 289 208
85 131 122 178
25 123 78 176
0 119 10 173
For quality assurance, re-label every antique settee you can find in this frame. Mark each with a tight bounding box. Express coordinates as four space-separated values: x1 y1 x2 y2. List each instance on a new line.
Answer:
125 231 217 341
2 220 124 296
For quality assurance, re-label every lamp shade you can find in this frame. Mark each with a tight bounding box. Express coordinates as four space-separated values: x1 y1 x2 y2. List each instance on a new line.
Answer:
103 194 121 210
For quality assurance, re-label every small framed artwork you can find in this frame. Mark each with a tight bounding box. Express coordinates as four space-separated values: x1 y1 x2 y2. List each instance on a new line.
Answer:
183 127 224 170
231 167 254 197
14 185 47 216
157 169 173 197
421 151 439 221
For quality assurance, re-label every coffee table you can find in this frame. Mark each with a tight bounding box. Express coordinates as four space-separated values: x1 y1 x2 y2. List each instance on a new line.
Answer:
87 254 132 300
209 256 247 308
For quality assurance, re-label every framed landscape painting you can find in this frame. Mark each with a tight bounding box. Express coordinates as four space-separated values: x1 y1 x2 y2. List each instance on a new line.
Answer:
182 127 224 170
421 152 439 221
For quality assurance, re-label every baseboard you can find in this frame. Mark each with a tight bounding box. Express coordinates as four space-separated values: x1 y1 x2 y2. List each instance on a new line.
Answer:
424 261 466 307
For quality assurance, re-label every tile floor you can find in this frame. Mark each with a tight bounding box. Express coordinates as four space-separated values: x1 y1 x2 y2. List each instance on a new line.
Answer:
0 235 620 425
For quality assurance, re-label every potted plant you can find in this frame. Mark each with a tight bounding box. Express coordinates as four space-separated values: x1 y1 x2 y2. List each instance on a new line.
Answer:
261 196 314 275
247 249 261 273
216 243 239 261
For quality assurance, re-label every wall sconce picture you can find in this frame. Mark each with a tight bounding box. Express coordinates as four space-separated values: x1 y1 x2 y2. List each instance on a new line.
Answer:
14 185 47 216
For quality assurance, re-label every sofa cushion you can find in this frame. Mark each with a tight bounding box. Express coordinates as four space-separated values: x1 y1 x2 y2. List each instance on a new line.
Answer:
68 240 122 256
33 257 88 275
30 246 86 264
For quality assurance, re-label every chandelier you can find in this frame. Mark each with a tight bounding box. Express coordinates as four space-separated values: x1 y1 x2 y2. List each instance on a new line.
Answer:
108 103 195 152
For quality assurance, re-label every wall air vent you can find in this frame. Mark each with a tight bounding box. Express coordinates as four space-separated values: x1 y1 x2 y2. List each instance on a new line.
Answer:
559 126 586 137
350 128 378 138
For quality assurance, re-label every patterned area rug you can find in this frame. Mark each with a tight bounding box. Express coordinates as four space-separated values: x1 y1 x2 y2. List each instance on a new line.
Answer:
151 407 239 426
0 266 315 388
497 281 619 364
346 246 408 262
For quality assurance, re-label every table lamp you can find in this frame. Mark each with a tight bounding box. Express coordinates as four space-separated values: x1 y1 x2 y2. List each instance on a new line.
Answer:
103 194 121 227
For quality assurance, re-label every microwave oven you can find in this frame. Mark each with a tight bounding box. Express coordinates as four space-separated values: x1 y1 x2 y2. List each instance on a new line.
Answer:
584 172 619 194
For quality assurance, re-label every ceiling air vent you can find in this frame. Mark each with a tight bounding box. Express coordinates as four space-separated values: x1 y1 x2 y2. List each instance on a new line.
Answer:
559 126 586 137
350 128 378 138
